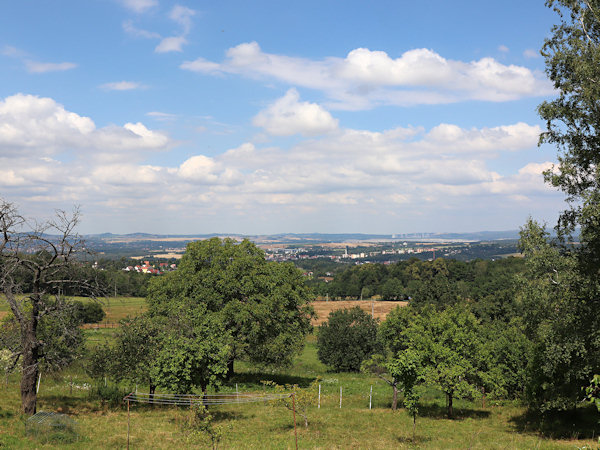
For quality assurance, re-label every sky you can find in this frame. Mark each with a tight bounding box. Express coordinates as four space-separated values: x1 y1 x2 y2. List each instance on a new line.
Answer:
0 0 566 235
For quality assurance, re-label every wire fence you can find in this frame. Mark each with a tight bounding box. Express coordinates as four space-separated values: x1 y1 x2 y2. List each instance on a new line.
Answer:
125 391 291 406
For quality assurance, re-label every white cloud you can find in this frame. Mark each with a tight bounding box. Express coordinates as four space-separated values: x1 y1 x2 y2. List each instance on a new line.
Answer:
120 0 157 13
122 20 161 39
0 94 170 158
100 81 146 91
523 48 539 59
155 36 187 53
169 5 196 33
182 42 553 109
498 45 509 53
0 92 560 233
252 89 339 136
24 60 77 74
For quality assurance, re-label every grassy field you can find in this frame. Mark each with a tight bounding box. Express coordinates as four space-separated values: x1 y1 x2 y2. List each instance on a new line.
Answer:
1 297 599 448
1 333 599 448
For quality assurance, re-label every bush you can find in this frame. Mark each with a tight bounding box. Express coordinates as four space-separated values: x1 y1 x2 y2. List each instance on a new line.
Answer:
72 301 106 324
317 306 380 371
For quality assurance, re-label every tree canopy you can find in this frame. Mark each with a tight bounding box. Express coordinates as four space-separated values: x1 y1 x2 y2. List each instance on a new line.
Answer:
146 237 314 373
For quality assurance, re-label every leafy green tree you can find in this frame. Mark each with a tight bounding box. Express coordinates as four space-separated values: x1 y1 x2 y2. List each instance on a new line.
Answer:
72 301 106 324
387 350 422 438
317 306 380 372
88 314 165 397
151 309 230 395
146 238 313 375
402 305 482 418
517 220 600 411
538 0 600 261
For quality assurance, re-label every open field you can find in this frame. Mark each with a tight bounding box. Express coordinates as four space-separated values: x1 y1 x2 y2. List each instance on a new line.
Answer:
311 300 407 325
1 335 598 448
1 297 406 327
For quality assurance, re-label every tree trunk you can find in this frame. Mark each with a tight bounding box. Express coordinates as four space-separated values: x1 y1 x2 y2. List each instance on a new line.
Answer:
392 384 398 411
447 392 453 419
149 384 156 407
412 415 416 440
226 358 234 380
20 306 40 415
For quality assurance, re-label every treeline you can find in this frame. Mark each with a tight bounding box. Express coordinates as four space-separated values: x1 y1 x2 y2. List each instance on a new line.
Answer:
309 257 524 318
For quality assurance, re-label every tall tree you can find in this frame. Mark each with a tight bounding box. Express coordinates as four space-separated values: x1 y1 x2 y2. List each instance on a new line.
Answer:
539 0 600 268
0 199 105 414
146 237 313 375
517 219 599 411
532 0 600 410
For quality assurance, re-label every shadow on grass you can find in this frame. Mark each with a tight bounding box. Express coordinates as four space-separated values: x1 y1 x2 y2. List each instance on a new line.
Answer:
509 405 600 440
397 435 431 445
0 409 15 419
417 403 491 420
230 372 316 388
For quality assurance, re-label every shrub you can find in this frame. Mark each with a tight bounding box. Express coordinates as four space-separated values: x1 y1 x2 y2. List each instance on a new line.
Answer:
316 306 380 372
72 301 106 324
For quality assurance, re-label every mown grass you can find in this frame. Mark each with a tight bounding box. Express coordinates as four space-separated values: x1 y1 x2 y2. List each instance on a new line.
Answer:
1 334 599 448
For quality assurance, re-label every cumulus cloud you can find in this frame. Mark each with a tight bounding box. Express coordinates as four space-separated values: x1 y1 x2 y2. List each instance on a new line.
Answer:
0 94 170 157
100 81 146 91
0 93 560 233
155 36 187 53
181 42 553 109
252 89 339 136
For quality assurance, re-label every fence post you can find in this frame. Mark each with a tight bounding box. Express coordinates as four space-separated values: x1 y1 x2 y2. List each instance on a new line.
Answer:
127 398 130 450
36 372 41 393
292 393 298 450
318 384 321 409
339 386 342 408
369 385 372 410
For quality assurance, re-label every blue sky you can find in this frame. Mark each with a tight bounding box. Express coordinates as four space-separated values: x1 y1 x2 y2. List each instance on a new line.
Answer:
0 0 565 234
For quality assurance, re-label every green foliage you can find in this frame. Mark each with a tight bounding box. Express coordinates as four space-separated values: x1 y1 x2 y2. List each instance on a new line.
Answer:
262 378 319 428
518 220 600 411
316 306 380 372
380 304 483 418
150 316 230 394
585 374 600 413
186 404 224 450
0 306 85 373
146 238 314 370
71 300 106 324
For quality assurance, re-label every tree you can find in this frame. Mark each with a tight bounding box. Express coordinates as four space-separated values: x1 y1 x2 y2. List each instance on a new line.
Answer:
517 219 600 411
146 238 313 376
72 300 105 324
387 350 422 439
538 0 600 266
0 199 105 414
402 305 482 418
151 307 231 395
317 306 380 372
88 314 165 398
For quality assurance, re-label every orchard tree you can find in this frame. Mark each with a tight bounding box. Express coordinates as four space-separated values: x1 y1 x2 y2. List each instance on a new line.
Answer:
317 306 380 372
146 238 313 376
0 199 105 414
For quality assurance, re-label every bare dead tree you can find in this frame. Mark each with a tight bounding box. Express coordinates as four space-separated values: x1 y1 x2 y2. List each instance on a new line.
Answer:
0 198 106 415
